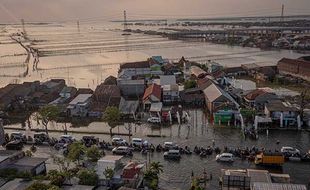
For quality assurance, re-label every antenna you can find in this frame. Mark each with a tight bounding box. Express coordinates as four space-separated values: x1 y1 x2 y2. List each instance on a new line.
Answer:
123 10 128 31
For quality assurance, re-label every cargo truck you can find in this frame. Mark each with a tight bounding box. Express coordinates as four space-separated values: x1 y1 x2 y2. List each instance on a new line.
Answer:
255 152 284 166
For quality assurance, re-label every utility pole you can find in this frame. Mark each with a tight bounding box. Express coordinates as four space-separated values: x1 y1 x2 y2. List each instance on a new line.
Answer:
123 10 128 31
281 4 284 23
77 20 80 33
21 19 27 36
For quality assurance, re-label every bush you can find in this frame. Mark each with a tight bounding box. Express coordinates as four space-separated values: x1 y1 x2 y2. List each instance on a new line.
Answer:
26 181 59 190
86 146 102 162
184 80 197 89
77 169 98 186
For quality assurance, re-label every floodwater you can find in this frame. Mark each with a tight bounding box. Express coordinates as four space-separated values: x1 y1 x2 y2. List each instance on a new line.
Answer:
0 22 305 89
5 110 310 189
1 22 310 189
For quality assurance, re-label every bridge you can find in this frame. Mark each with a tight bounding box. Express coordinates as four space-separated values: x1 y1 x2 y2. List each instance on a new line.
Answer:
167 27 310 39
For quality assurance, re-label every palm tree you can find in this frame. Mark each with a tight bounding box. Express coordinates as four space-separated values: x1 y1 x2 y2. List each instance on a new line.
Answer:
150 161 163 176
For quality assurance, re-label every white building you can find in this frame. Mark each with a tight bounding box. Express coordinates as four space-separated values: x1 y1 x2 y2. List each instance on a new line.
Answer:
67 94 92 117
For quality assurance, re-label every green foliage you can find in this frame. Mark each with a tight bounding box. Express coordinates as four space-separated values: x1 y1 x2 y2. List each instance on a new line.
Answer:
104 168 114 180
150 162 163 175
86 145 102 162
25 150 33 157
66 141 86 164
25 181 59 190
77 169 98 186
35 105 60 134
184 80 197 89
103 106 121 126
47 170 66 187
103 106 121 135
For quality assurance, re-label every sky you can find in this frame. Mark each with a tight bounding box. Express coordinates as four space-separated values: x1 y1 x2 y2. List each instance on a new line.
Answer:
0 0 310 23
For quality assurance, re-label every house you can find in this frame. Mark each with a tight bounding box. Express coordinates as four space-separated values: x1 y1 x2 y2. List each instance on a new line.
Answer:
143 84 161 110
103 76 117 85
255 67 276 81
265 100 299 127
190 66 207 79
163 63 180 75
206 60 223 74
162 84 179 103
224 66 247 76
119 61 151 79
278 57 310 81
40 79 65 94
203 82 239 113
0 150 47 176
0 82 40 111
118 98 139 119
179 87 205 106
244 89 279 110
121 162 145 189
89 84 121 117
117 79 145 98
59 86 77 99
67 94 92 117
157 75 177 86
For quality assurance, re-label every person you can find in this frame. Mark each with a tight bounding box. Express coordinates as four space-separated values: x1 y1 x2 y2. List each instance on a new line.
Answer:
212 139 215 147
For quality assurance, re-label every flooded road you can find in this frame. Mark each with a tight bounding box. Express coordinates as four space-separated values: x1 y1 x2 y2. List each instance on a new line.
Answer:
5 110 310 189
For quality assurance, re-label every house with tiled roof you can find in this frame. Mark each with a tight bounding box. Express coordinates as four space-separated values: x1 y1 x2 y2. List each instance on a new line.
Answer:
142 84 161 110
244 89 279 110
203 81 239 113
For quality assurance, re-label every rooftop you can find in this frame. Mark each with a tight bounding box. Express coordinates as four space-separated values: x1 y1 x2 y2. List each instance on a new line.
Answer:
159 75 176 86
98 155 123 163
68 94 92 105
120 61 150 69
118 98 139 115
12 157 48 167
143 84 161 102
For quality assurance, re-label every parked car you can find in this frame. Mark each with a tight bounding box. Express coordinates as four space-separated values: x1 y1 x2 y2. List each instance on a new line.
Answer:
216 153 234 162
112 137 127 146
132 138 148 147
5 140 23 150
10 132 27 143
164 142 178 150
147 117 161 124
82 136 97 147
34 133 50 145
112 146 132 156
281 147 300 155
164 150 181 160
60 135 75 143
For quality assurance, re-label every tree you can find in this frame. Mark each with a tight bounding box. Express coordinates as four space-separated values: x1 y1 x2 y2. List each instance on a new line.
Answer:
150 161 163 176
66 141 86 165
35 105 60 135
47 170 66 187
104 168 114 187
184 80 197 89
77 169 98 186
103 106 121 136
86 145 102 162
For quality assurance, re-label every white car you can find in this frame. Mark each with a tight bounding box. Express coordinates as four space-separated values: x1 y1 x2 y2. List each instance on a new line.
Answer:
112 137 127 146
147 117 161 124
281 147 300 155
216 153 234 162
112 146 132 156
60 135 75 143
132 138 148 147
